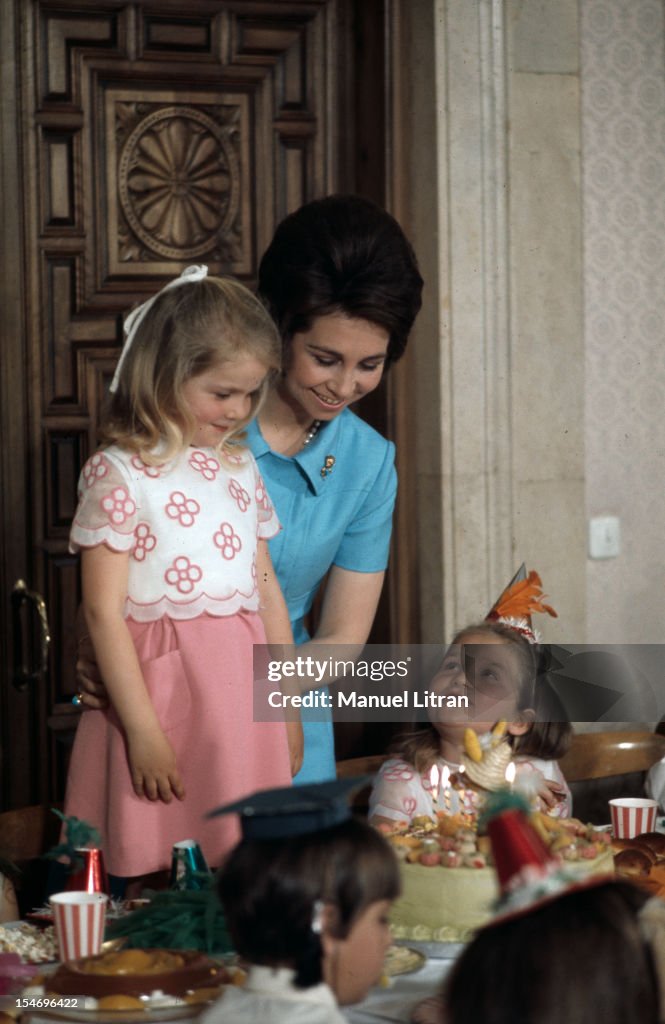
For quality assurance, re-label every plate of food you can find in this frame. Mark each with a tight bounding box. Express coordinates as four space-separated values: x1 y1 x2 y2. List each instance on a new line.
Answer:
383 944 426 977
16 948 244 1022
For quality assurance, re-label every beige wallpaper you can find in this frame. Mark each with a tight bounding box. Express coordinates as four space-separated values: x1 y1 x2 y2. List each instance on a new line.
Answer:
581 0 665 642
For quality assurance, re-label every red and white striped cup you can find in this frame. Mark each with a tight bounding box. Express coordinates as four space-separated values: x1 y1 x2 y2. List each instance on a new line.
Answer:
609 797 658 840
50 891 108 961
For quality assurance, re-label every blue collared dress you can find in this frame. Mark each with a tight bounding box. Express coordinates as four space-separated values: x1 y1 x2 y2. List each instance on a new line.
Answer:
246 409 397 784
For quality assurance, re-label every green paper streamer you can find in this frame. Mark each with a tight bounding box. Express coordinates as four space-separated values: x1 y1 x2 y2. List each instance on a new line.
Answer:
106 883 234 954
44 808 101 871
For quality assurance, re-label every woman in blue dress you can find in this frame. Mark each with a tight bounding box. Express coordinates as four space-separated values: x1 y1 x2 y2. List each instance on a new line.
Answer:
251 195 423 782
77 195 423 785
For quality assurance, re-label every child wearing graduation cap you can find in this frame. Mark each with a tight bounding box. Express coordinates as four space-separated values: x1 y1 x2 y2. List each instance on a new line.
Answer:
200 779 400 1024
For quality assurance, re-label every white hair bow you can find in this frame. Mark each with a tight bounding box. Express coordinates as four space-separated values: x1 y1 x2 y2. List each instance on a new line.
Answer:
109 264 209 393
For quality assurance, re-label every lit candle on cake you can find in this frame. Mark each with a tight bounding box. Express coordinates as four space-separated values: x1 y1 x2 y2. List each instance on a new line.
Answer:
505 761 516 790
440 765 452 814
456 763 473 814
430 764 440 805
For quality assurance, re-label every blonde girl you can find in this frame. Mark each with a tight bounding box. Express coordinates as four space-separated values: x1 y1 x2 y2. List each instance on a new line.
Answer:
65 267 301 883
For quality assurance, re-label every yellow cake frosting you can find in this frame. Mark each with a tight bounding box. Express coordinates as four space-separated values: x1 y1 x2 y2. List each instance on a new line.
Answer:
390 842 614 942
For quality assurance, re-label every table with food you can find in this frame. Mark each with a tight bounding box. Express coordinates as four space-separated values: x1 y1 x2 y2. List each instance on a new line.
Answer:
1 766 664 1024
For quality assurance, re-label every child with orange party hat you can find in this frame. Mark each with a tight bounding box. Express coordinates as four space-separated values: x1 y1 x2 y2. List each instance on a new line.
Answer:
369 568 573 829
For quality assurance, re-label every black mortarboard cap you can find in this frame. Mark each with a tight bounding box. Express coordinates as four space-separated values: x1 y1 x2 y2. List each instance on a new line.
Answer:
205 778 369 840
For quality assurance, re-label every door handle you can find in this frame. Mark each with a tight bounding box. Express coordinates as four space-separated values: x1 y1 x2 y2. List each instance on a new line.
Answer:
11 579 51 691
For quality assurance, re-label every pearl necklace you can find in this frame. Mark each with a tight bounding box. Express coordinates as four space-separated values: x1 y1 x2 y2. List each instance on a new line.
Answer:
301 420 322 448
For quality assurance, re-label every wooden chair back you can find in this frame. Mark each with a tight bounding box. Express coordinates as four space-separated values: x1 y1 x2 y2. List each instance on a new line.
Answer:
336 755 388 814
559 731 665 824
559 730 665 781
335 754 388 780
0 805 61 865
0 804 62 916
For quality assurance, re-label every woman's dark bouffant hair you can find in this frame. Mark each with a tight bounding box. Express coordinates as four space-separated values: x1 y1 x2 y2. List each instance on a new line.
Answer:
444 881 661 1024
218 817 400 990
257 194 424 364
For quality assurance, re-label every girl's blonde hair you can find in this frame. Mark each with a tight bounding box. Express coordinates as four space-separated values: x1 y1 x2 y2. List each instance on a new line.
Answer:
102 276 281 463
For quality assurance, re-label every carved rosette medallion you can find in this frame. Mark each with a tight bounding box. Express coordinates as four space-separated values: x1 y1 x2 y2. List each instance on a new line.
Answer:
118 106 240 260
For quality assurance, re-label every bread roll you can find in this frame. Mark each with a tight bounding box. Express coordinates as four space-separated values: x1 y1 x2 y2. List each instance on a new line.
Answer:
613 848 653 877
634 831 665 861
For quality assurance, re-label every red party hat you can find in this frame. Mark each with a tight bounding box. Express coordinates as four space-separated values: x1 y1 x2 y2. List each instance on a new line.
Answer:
486 806 553 893
480 792 612 921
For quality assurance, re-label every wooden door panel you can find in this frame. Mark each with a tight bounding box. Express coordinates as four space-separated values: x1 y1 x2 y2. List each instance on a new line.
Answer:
2 0 345 810
2 0 399 806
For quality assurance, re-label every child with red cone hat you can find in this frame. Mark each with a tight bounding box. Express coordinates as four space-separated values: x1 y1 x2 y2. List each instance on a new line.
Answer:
480 790 614 916
412 792 665 1024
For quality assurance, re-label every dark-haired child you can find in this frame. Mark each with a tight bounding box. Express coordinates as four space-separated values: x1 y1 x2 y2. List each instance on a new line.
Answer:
370 619 572 828
432 795 665 1024
370 570 573 828
200 781 400 1023
372 573 569 827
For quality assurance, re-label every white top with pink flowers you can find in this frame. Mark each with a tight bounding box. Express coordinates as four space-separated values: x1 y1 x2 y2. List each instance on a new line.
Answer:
69 445 279 622
369 757 482 823
369 754 572 825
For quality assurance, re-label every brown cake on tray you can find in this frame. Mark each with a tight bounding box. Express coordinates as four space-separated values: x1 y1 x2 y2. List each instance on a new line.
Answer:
48 947 229 1000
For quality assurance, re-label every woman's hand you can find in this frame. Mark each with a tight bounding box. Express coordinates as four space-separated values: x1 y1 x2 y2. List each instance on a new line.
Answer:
76 633 109 709
126 724 186 803
286 718 304 777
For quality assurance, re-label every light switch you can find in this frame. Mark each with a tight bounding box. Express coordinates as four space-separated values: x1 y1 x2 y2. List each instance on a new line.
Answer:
589 516 621 559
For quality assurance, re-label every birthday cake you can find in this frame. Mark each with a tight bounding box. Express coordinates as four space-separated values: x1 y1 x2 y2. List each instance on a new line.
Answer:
388 727 615 941
388 816 615 942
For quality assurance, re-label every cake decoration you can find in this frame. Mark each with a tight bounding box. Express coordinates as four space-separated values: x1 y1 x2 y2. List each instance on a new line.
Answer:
460 724 512 792
486 565 557 644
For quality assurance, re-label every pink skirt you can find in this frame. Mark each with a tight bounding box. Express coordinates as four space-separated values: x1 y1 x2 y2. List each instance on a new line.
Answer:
64 612 292 877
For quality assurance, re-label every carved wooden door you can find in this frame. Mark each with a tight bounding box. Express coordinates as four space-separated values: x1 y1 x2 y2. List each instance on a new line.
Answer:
1 0 397 810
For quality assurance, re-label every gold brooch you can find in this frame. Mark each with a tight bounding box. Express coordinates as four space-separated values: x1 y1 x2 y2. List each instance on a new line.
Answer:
320 455 335 478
